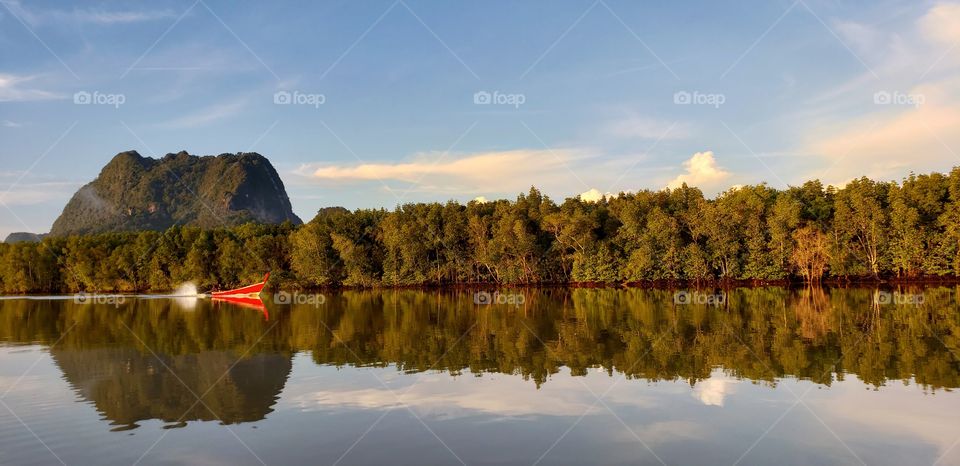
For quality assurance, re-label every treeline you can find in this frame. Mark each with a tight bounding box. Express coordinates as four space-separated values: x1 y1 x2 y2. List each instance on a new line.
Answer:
3 170 960 292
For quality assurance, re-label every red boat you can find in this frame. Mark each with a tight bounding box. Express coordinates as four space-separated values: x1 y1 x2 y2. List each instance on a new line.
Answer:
211 273 270 298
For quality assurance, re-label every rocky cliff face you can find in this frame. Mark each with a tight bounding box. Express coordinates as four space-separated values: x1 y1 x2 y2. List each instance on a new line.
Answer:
3 232 45 243
50 151 302 236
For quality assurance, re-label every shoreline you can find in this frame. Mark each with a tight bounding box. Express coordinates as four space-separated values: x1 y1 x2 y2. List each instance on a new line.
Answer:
286 275 960 292
6 276 959 296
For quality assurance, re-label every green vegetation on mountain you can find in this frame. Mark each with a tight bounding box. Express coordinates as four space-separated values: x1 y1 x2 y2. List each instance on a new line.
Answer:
49 150 301 236
3 168 960 292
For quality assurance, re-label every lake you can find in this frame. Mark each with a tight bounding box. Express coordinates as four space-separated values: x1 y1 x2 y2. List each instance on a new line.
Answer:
0 287 958 465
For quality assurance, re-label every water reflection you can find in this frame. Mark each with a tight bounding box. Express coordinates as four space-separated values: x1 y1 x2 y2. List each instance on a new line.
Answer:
0 286 958 433
51 349 290 430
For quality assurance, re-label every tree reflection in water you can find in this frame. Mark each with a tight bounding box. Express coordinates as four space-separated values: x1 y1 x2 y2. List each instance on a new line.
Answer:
0 286 957 429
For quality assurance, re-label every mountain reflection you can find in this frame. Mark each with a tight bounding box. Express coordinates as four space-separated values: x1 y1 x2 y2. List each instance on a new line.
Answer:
0 287 957 429
51 348 291 430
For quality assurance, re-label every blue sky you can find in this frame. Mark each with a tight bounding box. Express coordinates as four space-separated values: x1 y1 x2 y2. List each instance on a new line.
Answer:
2 0 960 237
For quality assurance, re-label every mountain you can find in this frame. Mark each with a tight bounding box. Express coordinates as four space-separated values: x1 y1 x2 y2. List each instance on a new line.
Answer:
49 151 302 236
3 232 46 243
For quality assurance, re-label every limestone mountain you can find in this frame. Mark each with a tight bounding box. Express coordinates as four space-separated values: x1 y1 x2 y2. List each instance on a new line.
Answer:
50 151 301 236
3 232 46 243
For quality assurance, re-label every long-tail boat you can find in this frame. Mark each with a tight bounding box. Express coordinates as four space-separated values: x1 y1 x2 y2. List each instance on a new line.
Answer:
211 272 270 298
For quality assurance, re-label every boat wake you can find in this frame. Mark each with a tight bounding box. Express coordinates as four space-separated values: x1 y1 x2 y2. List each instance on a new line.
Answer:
0 282 209 302
135 282 208 298
174 282 199 297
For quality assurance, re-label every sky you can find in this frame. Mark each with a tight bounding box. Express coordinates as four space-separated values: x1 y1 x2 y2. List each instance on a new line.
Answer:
2 0 960 237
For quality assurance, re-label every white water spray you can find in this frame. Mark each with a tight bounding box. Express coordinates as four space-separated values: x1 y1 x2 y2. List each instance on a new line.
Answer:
173 282 199 297
171 282 201 311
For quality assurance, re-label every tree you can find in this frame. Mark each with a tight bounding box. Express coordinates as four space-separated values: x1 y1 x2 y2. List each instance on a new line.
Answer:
768 193 802 277
723 185 779 280
887 184 924 277
634 207 683 280
216 236 245 287
700 198 740 279
290 220 339 287
185 231 217 289
833 178 888 277
544 201 597 280
934 168 960 275
791 226 829 282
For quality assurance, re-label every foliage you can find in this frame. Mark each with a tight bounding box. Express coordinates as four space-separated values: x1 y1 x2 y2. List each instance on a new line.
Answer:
6 170 960 292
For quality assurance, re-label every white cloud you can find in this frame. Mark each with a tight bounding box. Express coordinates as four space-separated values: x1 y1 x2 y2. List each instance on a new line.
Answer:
155 100 247 129
3 1 176 26
472 196 489 203
1 120 23 128
804 3 960 124
666 151 731 190
134 43 262 79
831 4 960 79
802 3 960 184
809 79 960 184
605 116 688 140
579 188 606 202
834 21 884 53
69 10 177 24
303 149 591 195
920 2 960 46
0 181 81 206
579 188 628 202
0 74 61 102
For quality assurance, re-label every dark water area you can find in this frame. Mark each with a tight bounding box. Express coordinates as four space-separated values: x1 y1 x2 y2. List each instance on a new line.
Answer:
0 287 958 465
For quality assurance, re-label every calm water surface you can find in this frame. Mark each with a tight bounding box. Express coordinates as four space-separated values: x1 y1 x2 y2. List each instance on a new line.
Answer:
0 288 959 465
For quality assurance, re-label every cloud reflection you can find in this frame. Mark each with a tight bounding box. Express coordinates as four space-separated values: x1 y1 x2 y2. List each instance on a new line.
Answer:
285 367 660 420
692 372 738 407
